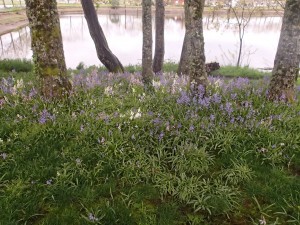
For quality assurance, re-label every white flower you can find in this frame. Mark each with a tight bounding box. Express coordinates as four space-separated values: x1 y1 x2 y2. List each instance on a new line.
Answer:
258 148 268 153
130 108 142 120
16 79 24 89
0 138 3 144
259 216 266 225
152 80 161 88
1 153 7 160
104 86 113 96
76 158 82 165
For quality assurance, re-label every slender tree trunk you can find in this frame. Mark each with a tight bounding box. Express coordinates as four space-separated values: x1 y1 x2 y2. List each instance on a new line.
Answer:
142 0 154 88
179 0 208 91
237 36 243 67
25 0 71 98
80 0 124 73
153 0 165 73
2 0 6 8
268 0 300 102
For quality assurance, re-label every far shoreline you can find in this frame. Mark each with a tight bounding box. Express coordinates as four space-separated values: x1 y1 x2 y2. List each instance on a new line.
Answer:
0 6 283 36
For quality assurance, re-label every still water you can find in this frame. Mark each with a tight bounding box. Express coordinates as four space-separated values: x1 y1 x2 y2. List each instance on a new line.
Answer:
0 13 282 69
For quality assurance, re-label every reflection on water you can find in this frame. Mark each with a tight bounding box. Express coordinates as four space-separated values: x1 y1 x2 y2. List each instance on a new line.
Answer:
0 13 282 69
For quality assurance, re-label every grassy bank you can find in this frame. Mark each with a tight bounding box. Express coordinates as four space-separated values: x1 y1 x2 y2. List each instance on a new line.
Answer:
0 60 300 224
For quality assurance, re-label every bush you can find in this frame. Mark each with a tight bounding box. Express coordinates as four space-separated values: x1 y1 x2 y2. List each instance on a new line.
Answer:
0 59 33 73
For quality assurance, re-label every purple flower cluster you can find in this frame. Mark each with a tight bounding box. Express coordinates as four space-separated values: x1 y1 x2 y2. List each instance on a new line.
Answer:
38 109 56 124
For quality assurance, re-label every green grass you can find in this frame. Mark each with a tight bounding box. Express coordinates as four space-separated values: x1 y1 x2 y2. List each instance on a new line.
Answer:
1 67 300 224
0 59 33 73
74 60 178 74
211 65 271 78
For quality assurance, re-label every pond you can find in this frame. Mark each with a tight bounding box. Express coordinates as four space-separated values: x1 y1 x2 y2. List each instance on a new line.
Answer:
0 12 282 69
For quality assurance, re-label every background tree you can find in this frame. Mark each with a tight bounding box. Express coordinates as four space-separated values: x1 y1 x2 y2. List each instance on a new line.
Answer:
230 0 256 67
268 0 300 102
81 0 124 73
25 0 71 98
142 0 154 88
153 0 165 73
178 0 208 91
110 0 120 8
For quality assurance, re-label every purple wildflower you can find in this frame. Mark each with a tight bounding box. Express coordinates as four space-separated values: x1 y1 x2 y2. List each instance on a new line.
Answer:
153 118 161 125
231 93 237 100
159 132 164 141
0 98 5 108
211 93 222 104
189 125 195 132
46 179 52 185
80 125 84 132
198 97 210 108
38 109 55 124
177 91 190 104
29 87 38 98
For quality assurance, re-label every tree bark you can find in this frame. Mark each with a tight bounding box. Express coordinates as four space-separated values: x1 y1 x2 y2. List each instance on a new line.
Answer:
153 0 165 73
25 0 71 99
142 0 154 88
179 0 208 91
268 0 300 102
80 0 124 73
178 2 192 76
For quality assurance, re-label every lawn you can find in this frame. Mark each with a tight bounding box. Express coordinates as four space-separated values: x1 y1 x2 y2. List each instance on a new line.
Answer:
0 61 300 224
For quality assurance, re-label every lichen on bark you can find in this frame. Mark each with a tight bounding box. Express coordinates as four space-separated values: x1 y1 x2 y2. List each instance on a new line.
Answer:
179 0 208 93
25 0 71 99
142 0 154 89
268 0 300 102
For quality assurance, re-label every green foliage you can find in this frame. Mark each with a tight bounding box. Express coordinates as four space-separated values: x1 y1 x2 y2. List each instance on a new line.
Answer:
212 65 271 78
0 69 300 224
110 0 120 8
0 59 33 73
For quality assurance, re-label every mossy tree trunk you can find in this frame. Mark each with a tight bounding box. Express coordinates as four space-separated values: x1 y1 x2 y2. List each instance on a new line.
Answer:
25 0 71 99
268 0 300 102
153 0 165 73
81 0 124 73
179 0 208 91
142 0 154 88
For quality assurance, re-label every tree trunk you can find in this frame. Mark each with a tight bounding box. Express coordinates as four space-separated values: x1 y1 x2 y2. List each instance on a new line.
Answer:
25 0 71 99
179 0 208 91
178 2 192 76
153 0 165 73
80 0 124 73
142 0 154 88
2 0 6 8
268 0 300 102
